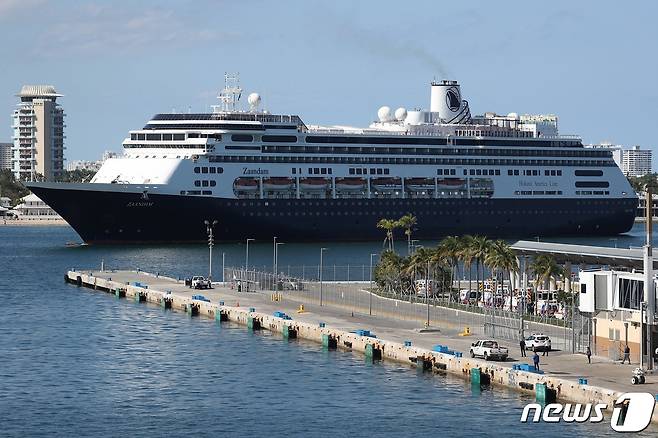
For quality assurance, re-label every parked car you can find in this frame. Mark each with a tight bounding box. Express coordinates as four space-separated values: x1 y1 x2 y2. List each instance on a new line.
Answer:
469 339 509 361
191 276 212 290
525 333 552 351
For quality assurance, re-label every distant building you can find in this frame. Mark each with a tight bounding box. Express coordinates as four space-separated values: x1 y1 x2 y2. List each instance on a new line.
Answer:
0 142 11 170
66 151 119 172
66 160 101 172
12 193 60 219
518 114 559 138
622 145 652 177
11 85 65 181
584 143 651 177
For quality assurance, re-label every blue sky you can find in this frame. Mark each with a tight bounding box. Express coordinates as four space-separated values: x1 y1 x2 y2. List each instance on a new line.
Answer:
1 0 657 163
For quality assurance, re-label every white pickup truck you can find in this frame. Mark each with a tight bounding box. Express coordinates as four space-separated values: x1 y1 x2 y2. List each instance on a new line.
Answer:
191 276 212 290
469 340 509 361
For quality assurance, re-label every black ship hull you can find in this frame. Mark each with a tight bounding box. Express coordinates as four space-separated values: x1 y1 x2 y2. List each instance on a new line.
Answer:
28 183 638 244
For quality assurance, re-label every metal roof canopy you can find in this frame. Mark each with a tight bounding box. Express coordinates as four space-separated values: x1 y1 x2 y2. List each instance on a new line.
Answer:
511 240 657 270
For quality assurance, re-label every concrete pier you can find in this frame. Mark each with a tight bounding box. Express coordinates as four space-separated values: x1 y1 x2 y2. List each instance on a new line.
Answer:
65 269 658 423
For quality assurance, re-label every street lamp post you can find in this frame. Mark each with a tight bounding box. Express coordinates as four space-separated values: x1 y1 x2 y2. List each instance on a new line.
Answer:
273 236 277 290
204 219 217 281
369 253 378 316
320 248 328 306
275 242 285 291
245 238 255 271
426 259 431 327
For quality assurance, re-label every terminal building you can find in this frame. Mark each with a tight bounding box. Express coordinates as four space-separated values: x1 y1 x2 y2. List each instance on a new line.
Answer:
11 85 66 181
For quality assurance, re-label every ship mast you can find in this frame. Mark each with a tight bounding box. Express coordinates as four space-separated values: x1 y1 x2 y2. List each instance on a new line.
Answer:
214 73 242 113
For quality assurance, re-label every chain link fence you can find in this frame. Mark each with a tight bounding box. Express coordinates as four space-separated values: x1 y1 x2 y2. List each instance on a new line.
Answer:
224 266 591 353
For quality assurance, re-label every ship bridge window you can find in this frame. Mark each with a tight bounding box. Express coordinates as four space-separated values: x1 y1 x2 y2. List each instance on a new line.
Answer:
147 134 160 141
162 133 173 141
232 134 253 142
194 166 200 173
173 133 185 141
202 167 208 173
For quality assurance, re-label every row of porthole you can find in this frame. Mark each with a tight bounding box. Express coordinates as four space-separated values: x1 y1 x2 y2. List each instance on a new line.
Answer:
226 199 494 208
238 210 613 217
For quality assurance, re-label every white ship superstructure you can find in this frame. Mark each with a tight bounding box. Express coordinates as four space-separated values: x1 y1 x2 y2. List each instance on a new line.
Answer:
29 76 637 243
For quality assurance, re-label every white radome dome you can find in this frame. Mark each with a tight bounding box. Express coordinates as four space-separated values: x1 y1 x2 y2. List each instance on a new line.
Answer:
247 92 261 106
377 106 392 122
394 107 407 121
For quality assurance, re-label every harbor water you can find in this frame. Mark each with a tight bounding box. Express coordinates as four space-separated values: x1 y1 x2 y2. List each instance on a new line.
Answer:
1 224 654 437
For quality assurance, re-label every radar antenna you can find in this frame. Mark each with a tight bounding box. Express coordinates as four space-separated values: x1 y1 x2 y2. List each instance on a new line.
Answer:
215 73 242 112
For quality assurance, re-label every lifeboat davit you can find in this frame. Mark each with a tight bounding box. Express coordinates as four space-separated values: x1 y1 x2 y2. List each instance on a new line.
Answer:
263 177 295 191
299 177 330 191
437 178 466 189
404 177 434 191
233 177 260 191
335 177 366 191
371 177 402 192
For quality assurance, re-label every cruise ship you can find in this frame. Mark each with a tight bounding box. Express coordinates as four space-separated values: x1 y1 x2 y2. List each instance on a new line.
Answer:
29 76 637 243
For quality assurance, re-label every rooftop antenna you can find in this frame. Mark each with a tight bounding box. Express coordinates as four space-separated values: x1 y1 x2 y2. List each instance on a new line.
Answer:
214 72 242 112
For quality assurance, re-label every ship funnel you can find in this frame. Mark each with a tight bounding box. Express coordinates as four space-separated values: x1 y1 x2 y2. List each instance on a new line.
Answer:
430 80 471 124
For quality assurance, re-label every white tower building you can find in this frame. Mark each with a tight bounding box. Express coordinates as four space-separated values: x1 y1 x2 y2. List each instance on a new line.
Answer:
11 85 65 181
622 145 652 177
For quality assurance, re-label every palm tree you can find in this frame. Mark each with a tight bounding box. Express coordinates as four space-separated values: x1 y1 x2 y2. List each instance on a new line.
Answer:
373 249 404 295
458 235 476 300
437 236 461 299
377 218 398 251
530 254 562 291
469 235 492 299
485 240 518 310
397 213 417 255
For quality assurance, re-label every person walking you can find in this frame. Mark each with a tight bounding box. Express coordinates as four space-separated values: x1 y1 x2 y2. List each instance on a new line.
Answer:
621 345 631 364
519 338 526 357
532 350 540 370
586 346 592 364
542 346 549 357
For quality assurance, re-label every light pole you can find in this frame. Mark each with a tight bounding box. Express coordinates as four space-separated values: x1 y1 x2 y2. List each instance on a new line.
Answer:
276 242 285 291
369 253 378 316
320 248 328 306
426 259 431 328
245 238 255 270
273 236 277 290
204 219 217 281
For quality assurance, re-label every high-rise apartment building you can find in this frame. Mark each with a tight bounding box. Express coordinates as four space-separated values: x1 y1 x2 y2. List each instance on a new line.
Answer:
11 85 65 181
0 142 11 171
621 145 652 177
585 143 652 177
